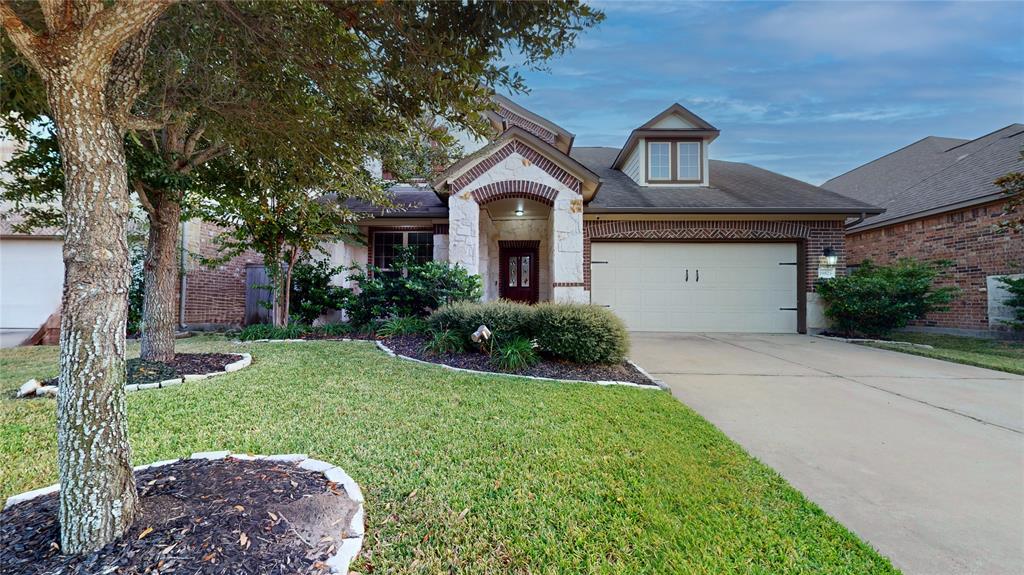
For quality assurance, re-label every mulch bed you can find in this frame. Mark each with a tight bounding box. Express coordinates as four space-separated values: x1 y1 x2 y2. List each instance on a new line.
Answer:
0 458 358 575
383 335 656 386
41 353 244 388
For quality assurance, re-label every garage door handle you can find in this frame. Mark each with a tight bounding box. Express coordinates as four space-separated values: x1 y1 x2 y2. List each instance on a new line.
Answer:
696 269 699 282
685 269 689 282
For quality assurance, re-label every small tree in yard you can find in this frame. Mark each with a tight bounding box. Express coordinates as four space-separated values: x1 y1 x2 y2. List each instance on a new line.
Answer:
0 0 173 553
2 0 602 555
4 0 604 363
817 259 960 338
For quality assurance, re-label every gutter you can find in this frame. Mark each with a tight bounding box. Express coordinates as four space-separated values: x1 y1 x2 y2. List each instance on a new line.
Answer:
584 206 885 215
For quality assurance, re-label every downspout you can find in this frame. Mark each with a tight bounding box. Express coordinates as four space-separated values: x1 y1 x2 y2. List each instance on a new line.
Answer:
845 212 868 229
178 220 188 329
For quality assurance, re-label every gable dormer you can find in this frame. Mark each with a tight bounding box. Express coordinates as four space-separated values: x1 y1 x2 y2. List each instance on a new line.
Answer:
612 103 719 187
486 94 576 154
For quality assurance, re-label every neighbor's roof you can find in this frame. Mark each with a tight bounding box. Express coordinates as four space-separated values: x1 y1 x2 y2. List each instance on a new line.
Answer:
572 147 883 214
824 124 1024 231
341 185 448 218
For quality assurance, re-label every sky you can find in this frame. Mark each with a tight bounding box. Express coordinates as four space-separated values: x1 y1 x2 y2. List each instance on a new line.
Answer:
502 0 1024 185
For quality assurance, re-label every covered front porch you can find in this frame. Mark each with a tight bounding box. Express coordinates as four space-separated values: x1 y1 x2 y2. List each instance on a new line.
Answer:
433 128 600 304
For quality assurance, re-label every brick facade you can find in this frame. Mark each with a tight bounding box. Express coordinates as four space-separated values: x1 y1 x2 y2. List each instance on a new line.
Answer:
846 200 1022 332
583 219 847 294
452 140 581 193
181 222 263 327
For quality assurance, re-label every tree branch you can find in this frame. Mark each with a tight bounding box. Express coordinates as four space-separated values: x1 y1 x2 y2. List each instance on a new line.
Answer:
80 0 174 61
183 144 228 173
133 180 156 215
0 1 45 73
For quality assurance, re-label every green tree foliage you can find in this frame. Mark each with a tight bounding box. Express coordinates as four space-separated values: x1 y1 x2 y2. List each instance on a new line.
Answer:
817 259 961 338
2 0 604 352
997 276 1024 331
995 147 1023 232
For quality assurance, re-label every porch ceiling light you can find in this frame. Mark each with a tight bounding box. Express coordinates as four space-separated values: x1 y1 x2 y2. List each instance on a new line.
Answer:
515 208 525 216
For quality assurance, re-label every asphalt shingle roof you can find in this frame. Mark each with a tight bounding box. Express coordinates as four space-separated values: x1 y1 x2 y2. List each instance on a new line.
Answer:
342 185 448 218
824 124 1024 230
571 147 882 214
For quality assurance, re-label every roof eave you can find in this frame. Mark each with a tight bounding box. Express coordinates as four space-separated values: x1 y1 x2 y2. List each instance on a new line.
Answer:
584 206 886 215
846 192 1005 233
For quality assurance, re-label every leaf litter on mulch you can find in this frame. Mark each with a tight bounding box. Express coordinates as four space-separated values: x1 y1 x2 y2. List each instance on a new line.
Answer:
0 458 360 575
39 353 244 388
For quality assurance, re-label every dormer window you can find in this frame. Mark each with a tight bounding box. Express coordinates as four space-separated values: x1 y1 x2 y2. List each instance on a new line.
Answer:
646 139 702 184
647 142 671 180
677 141 700 180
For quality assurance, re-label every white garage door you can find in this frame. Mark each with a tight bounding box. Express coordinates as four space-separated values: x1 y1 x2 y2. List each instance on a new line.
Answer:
590 242 798 333
0 239 64 329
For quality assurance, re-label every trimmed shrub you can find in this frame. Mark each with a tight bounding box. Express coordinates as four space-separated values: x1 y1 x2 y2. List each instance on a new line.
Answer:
342 248 481 326
378 316 428 337
817 258 959 338
290 258 348 325
428 300 536 347
491 336 539 371
422 329 464 356
532 303 629 365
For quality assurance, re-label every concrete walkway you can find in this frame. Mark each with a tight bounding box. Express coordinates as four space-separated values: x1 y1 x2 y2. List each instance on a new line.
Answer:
630 332 1024 575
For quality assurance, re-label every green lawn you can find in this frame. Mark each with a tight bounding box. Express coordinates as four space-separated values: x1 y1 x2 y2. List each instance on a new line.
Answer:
862 332 1024 375
1 336 897 574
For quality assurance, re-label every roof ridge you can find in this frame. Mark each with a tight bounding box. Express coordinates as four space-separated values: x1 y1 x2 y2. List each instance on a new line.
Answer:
904 126 1023 193
823 135 962 186
942 123 1024 153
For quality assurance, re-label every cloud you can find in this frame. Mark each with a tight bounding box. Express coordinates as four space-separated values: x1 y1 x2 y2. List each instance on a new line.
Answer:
747 1 1010 59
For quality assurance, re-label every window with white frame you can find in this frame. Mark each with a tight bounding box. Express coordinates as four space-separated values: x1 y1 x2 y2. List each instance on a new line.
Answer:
677 141 701 180
647 141 671 181
645 140 703 183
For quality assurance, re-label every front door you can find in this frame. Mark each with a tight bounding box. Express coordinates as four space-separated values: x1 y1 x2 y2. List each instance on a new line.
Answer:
500 247 538 303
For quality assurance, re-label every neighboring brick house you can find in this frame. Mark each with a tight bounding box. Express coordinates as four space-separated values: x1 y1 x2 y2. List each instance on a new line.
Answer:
824 124 1024 337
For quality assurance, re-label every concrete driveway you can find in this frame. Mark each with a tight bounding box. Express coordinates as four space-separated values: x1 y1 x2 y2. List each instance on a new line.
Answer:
630 333 1024 575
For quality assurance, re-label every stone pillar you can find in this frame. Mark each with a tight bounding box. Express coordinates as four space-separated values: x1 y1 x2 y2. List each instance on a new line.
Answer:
432 233 449 263
448 192 479 275
550 194 586 303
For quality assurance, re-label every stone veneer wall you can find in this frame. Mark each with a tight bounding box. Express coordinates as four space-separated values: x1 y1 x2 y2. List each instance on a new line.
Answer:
846 200 1022 334
448 139 585 303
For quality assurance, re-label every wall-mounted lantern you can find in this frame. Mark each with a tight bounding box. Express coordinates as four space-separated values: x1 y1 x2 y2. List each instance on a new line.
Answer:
818 247 838 279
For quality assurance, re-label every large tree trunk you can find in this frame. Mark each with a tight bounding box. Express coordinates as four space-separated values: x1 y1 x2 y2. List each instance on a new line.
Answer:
49 74 139 553
140 196 181 362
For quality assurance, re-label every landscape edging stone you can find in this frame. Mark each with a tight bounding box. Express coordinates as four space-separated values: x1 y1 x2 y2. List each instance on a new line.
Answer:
2 451 365 574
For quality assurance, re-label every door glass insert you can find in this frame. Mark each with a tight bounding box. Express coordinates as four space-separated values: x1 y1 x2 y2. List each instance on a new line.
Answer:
509 256 518 287
521 256 530 287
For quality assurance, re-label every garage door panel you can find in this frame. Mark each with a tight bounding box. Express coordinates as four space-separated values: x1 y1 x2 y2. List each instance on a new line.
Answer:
590 242 798 333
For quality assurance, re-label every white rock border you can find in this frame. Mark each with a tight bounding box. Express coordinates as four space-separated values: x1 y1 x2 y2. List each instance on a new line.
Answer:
2 451 365 574
17 353 252 399
375 340 668 391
